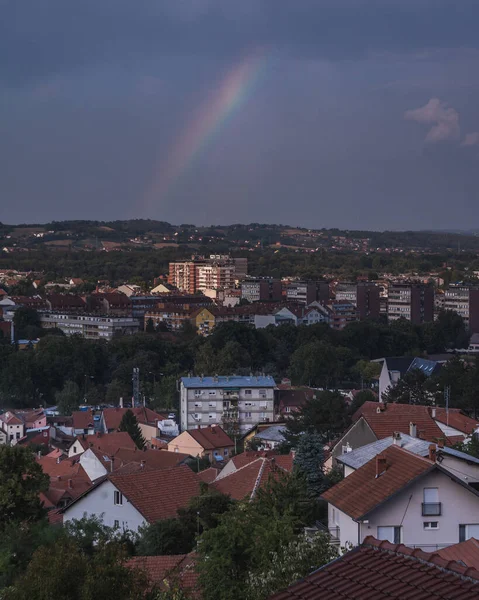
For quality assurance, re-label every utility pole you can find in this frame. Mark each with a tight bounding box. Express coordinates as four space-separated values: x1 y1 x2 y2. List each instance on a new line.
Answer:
132 367 140 408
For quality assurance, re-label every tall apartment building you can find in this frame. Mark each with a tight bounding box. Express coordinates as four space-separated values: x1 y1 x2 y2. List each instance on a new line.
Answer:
169 255 247 293
335 282 380 319
241 278 282 303
444 284 479 332
387 283 434 325
180 376 276 434
286 281 330 305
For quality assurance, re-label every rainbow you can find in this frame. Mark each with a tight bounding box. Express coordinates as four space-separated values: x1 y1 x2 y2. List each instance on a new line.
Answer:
143 48 271 211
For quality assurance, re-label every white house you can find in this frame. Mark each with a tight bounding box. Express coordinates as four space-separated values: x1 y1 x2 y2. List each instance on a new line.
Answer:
322 444 479 550
62 465 201 531
0 411 25 445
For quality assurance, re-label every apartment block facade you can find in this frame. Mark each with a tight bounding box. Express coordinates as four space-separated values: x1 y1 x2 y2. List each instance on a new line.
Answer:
35 311 139 339
387 283 434 324
168 255 247 293
241 278 283 303
444 284 479 332
286 281 330 305
335 282 380 320
180 376 276 434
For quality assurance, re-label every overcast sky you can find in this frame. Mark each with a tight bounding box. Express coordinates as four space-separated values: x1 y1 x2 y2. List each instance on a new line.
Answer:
1 1 478 230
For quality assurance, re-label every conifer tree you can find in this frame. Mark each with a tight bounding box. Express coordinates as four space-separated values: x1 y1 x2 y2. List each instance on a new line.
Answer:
118 409 146 449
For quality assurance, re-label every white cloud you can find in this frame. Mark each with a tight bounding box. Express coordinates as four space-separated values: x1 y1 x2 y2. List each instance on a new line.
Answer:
404 98 460 143
462 132 479 147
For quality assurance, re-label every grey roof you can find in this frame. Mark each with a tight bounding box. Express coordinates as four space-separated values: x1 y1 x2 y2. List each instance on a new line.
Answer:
407 357 442 377
337 434 479 469
181 376 276 389
383 357 414 375
255 425 287 442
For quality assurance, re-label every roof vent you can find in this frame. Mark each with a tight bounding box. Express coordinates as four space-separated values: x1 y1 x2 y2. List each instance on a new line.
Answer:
375 455 387 478
409 422 417 438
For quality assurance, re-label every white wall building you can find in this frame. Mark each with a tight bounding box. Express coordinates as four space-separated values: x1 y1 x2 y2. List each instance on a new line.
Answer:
180 376 276 433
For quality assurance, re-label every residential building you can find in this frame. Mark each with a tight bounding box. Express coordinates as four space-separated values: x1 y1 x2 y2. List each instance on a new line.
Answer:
71 410 96 437
168 424 234 463
276 386 314 417
101 407 167 443
168 255 247 293
444 284 479 332
335 282 380 319
241 278 282 303
0 411 25 445
286 281 330 305
68 431 137 457
46 294 86 312
387 283 434 324
37 311 140 339
37 454 92 510
212 452 294 500
251 424 287 449
270 536 479 600
322 445 479 549
62 465 201 531
79 446 190 481
336 432 479 483
324 300 358 330
180 376 276 434
329 401 469 465
378 355 445 401
144 304 215 335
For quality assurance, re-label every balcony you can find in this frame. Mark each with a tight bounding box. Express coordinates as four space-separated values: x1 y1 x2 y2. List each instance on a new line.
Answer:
422 502 442 516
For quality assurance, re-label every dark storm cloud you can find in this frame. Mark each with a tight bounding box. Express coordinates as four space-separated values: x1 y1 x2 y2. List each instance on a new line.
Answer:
1 0 479 85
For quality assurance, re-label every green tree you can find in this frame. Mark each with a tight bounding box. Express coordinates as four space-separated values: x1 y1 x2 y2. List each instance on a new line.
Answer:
55 380 82 416
118 409 146 449
245 533 337 600
382 369 437 405
0 445 49 528
12 307 41 341
145 318 155 333
136 518 194 556
293 433 328 497
284 390 350 446
349 389 377 416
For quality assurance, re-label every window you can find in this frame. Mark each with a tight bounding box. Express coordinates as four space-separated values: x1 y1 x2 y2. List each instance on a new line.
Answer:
259 389 267 398
244 412 252 419
244 390 252 396
285 406 291 413
459 524 479 542
377 526 401 544
208 413 216 420
260 412 266 419
194 402 202 408
209 402 216 407
73 446 77 453
209 391 216 396
114 520 120 528
422 488 441 516
224 449 229 456
114 491 123 505
424 522 439 530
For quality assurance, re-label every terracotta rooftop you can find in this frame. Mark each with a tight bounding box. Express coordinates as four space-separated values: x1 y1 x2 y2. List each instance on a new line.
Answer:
38 455 93 506
0 411 24 426
437 538 479 570
229 450 294 472
212 455 292 501
102 407 166 430
73 431 137 454
270 536 479 600
89 445 190 473
71 410 95 431
435 408 479 435
354 401 447 442
197 467 219 484
109 465 201 523
322 445 436 520
186 425 234 451
127 554 199 597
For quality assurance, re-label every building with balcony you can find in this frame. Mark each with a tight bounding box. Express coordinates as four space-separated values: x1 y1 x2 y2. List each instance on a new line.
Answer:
285 281 330 305
335 282 380 320
387 283 434 324
179 375 276 435
444 284 479 332
168 255 248 293
241 278 282 303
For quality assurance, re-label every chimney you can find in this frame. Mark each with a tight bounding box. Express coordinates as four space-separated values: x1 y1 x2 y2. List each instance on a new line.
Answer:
409 422 417 438
375 455 387 478
119 397 123 409
291 449 296 460
428 444 437 462
56 456 61 464
392 432 402 446
68 478 73 489
437 438 445 449
140 460 146 469
431 406 436 419
96 431 101 438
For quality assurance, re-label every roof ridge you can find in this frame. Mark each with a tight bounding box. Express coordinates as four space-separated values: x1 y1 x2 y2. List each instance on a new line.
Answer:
250 458 268 501
364 539 479 584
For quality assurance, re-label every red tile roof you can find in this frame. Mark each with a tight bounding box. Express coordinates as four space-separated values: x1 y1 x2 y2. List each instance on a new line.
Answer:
126 554 199 597
212 456 292 501
435 408 479 435
38 455 93 506
186 425 234 451
355 401 447 442
197 467 219 484
72 410 95 431
0 411 24 426
90 446 190 473
110 465 201 523
229 450 294 472
322 445 435 520
437 538 479 570
74 431 137 454
270 536 479 600
102 407 166 430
